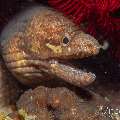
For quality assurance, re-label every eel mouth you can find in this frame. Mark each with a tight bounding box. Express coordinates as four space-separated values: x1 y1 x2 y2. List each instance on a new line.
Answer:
3 50 96 87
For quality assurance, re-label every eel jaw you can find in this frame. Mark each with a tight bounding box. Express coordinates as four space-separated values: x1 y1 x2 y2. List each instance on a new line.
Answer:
48 59 96 87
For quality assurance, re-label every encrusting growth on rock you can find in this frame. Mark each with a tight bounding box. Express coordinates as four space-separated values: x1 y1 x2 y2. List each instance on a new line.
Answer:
17 86 112 120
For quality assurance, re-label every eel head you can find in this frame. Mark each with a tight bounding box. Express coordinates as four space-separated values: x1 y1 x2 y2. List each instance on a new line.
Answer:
0 6 101 87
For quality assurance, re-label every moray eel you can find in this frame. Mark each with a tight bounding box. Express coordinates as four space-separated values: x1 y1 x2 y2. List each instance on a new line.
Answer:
0 5 101 87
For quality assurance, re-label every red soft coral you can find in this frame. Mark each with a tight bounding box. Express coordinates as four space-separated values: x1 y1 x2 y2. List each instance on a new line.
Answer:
48 0 120 61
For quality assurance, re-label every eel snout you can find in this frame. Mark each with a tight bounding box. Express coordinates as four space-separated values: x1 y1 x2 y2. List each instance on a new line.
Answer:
68 32 101 59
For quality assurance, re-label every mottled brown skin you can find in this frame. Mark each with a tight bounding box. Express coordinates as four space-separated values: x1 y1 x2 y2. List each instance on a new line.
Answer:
0 6 101 87
17 86 111 120
8 112 22 120
0 55 22 114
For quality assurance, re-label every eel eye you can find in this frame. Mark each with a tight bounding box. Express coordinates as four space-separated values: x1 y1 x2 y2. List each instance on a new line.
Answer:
62 36 70 45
